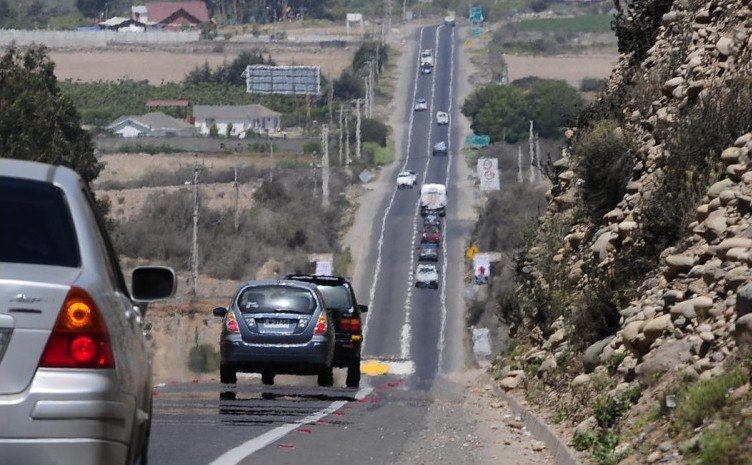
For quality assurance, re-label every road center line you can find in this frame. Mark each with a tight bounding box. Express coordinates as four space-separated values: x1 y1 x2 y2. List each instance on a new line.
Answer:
400 25 442 359
436 25 456 373
207 387 373 465
363 26 426 348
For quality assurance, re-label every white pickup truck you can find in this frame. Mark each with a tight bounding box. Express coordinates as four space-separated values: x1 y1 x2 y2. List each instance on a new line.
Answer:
397 170 418 189
420 183 447 217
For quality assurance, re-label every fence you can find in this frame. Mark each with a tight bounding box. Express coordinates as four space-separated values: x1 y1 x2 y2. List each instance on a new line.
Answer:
0 29 200 48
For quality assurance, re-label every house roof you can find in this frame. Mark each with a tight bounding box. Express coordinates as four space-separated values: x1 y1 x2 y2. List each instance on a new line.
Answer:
193 105 281 121
107 112 194 131
146 99 191 107
146 2 210 24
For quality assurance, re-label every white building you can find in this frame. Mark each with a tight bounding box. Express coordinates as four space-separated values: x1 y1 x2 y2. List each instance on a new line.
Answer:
192 104 281 138
107 112 198 137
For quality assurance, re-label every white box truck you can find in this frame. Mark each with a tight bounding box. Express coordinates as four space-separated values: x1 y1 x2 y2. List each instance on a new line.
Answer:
420 183 447 217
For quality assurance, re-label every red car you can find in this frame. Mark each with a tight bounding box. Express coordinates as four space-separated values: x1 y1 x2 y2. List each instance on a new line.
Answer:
421 225 441 244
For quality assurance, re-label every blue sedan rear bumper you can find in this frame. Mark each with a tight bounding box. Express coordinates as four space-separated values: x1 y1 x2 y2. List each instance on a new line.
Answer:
220 339 333 375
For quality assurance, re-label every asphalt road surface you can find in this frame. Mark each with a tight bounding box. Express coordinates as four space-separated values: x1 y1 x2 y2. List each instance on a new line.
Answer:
148 24 479 465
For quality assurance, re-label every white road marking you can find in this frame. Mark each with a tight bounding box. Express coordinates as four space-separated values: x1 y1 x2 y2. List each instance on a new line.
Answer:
207 386 373 465
363 26 426 345
400 25 442 359
436 26 456 373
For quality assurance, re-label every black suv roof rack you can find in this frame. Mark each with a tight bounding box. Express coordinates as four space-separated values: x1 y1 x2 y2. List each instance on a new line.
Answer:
285 274 350 284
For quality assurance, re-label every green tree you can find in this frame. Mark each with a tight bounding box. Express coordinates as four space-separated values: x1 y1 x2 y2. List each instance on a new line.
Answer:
0 45 101 183
464 85 529 143
333 69 365 100
526 79 585 139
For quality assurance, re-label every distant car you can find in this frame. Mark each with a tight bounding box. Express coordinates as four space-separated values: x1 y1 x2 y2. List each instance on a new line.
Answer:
444 15 456 26
433 140 448 155
420 63 433 74
0 158 176 465
421 225 441 244
436 111 449 125
414 98 428 111
415 264 439 289
214 280 335 387
418 242 439 262
286 275 367 388
397 170 418 189
423 212 442 229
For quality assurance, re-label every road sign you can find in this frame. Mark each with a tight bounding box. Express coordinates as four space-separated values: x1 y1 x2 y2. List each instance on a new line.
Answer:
466 244 479 261
468 6 484 24
465 134 490 148
477 157 500 191
464 38 472 48
472 27 482 37
243 65 320 95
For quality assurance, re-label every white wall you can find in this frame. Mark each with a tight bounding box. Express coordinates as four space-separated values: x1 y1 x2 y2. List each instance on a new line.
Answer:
0 29 199 47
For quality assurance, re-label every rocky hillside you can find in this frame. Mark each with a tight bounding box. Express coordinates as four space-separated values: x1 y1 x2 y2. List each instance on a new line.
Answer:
497 0 752 464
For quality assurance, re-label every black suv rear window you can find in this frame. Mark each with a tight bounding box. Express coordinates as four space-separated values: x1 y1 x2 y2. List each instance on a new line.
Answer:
237 285 317 314
316 285 353 313
0 176 80 267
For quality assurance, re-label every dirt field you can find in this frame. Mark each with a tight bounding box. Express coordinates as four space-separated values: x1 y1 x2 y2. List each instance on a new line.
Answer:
503 53 617 88
51 47 353 83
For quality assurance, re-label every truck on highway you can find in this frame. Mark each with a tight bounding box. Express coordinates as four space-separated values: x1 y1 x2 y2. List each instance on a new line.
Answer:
420 183 447 217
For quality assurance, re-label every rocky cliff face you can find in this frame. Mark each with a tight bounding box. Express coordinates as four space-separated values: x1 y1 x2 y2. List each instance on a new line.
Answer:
501 1 752 463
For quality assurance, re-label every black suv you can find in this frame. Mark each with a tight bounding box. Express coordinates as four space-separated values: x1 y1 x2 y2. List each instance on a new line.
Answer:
286 274 367 388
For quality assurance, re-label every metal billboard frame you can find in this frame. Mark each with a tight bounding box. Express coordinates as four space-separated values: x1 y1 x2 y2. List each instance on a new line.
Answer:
242 65 321 96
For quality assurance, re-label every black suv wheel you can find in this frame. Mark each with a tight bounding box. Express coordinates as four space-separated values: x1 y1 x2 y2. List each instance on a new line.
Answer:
317 367 334 387
346 360 361 388
220 364 237 384
261 372 275 386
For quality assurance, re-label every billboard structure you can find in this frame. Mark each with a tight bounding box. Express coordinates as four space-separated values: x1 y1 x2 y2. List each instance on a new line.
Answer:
243 65 321 96
477 157 500 191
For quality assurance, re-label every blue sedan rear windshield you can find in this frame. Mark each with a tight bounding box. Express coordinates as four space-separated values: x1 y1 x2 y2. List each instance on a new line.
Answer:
0 177 80 267
237 285 317 314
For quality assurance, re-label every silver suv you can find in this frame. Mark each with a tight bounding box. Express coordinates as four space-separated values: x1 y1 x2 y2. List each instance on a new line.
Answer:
0 159 176 465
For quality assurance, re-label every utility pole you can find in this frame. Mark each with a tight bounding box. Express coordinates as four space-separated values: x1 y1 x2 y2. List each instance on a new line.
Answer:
363 75 370 120
517 145 523 184
327 74 333 127
339 103 344 165
535 133 542 181
344 109 351 165
233 148 239 232
268 131 274 182
528 120 535 183
190 156 200 297
402 0 407 23
322 124 330 208
356 98 362 160
387 0 392 40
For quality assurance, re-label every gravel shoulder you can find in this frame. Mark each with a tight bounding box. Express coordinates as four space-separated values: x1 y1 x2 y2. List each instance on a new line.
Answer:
394 370 555 465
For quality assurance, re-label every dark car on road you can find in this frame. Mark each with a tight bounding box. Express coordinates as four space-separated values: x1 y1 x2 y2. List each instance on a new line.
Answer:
0 158 176 465
214 280 335 387
421 225 441 244
286 275 367 388
423 212 442 230
418 242 439 262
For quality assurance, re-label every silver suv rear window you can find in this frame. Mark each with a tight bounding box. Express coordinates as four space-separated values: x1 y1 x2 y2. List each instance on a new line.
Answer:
237 285 317 314
0 176 80 267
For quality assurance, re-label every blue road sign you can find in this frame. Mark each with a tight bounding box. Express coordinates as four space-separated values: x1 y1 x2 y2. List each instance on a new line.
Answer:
469 6 484 24
465 134 491 148
472 27 482 37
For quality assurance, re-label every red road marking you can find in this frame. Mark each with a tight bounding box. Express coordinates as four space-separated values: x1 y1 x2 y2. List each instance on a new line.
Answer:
315 420 330 425
298 428 312 434
277 443 295 449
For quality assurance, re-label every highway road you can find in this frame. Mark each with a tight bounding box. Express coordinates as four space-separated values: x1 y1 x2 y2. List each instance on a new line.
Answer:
148 23 473 465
